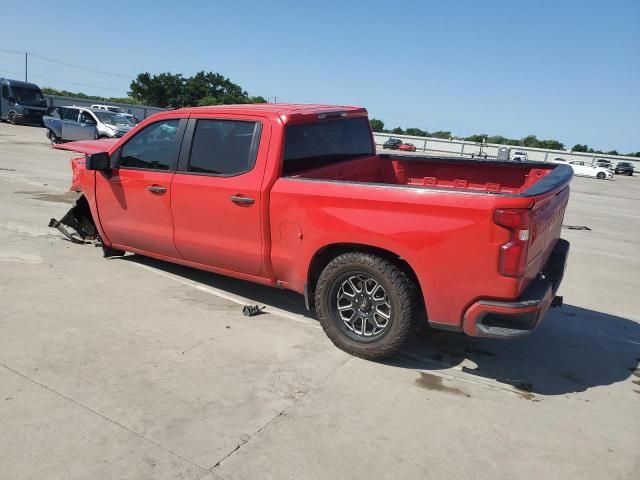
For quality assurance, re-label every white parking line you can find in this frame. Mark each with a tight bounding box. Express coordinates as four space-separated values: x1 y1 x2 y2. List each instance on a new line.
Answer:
126 261 321 329
127 260 542 400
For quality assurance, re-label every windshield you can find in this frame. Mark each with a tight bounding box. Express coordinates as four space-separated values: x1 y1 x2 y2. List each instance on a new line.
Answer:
107 106 125 114
283 117 374 174
93 111 133 127
11 86 46 107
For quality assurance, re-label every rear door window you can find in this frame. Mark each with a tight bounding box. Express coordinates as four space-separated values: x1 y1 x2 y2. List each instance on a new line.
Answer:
187 119 260 175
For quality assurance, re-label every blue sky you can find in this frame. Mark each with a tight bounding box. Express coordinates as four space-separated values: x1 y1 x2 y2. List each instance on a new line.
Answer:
1 0 638 152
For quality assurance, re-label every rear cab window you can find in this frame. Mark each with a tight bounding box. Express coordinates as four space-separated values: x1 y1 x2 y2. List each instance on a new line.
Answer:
283 117 374 175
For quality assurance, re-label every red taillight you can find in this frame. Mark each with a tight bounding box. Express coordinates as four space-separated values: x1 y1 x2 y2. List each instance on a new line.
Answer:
494 208 532 278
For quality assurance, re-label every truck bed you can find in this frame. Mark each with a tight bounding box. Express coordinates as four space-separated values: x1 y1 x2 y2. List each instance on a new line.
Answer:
288 154 565 195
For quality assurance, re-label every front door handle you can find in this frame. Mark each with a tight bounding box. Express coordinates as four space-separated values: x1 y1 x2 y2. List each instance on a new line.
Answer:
147 185 167 194
229 194 255 205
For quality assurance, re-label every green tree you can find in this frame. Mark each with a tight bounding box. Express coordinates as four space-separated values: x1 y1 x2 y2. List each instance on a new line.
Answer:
465 134 487 143
181 71 249 106
369 118 385 132
486 135 508 144
605 150 619 156
391 127 404 135
405 127 427 137
539 139 565 150
522 135 540 148
129 71 263 108
41 87 142 105
129 72 185 107
572 144 589 152
431 130 451 139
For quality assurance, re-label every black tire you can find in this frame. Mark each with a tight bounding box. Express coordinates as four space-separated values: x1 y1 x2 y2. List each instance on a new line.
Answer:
8 111 17 125
596 172 606 180
629 172 633 176
48 130 60 145
315 252 419 360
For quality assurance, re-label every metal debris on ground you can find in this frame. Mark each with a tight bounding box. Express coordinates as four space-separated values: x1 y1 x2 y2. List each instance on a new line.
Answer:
562 225 591 231
48 194 97 244
242 304 266 317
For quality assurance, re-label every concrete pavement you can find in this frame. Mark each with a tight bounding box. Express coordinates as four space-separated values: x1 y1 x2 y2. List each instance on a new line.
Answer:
0 122 638 479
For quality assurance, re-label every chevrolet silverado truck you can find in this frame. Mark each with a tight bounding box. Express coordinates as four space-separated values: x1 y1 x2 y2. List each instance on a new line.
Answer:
51 104 572 359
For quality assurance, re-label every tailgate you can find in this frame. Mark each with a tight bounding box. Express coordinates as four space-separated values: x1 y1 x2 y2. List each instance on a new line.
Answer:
523 185 570 287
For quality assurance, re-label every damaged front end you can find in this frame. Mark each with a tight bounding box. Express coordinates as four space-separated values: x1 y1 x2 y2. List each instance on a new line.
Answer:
48 194 97 244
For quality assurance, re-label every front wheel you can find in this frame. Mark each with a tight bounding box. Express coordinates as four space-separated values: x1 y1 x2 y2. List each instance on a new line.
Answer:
8 111 17 125
597 172 606 180
315 252 419 360
48 130 60 145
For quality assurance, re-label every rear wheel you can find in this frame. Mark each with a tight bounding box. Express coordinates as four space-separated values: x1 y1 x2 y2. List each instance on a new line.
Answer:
315 252 419 360
8 111 17 125
596 172 606 180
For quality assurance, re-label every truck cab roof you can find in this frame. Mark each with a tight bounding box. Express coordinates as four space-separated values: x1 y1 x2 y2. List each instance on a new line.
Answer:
183 103 367 123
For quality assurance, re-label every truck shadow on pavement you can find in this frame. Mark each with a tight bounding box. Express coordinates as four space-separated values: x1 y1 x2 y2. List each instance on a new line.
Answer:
391 305 640 396
122 255 639 396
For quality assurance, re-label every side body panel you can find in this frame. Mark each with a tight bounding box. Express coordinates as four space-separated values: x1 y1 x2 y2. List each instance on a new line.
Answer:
95 169 180 257
171 113 273 276
43 117 63 137
268 178 535 327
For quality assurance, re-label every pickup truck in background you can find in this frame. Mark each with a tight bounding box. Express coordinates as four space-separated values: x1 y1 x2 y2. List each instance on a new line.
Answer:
52 104 573 359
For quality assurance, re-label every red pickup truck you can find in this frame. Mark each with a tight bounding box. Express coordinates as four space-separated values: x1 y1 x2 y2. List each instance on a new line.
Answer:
52 104 572 359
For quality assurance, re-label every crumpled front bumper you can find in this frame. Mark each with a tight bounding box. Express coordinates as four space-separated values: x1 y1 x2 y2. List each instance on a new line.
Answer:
463 239 570 338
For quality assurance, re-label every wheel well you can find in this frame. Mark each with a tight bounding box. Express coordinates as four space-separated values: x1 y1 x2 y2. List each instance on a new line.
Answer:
306 243 425 313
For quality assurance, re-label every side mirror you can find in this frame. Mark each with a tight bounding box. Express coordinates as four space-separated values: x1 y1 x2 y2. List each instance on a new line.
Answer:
85 152 110 171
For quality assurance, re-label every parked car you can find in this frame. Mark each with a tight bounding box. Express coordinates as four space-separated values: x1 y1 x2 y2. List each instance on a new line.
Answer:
397 142 417 152
43 106 133 144
91 104 139 124
595 159 613 171
383 138 402 149
550 157 567 163
43 106 97 144
569 161 613 180
51 103 572 360
614 162 634 176
510 150 529 162
0 78 48 124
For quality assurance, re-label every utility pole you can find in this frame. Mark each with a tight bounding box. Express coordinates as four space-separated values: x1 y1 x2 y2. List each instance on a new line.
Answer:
25 52 28 82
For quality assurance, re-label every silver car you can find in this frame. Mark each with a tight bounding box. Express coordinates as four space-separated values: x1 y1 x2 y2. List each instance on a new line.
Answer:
43 106 134 144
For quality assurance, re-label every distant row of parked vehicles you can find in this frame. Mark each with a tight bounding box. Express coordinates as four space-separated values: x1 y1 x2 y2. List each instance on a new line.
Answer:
382 138 417 152
0 77 139 144
43 105 136 145
381 137 634 180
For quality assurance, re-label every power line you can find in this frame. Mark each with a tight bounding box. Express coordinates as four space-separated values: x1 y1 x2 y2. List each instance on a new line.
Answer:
29 53 134 79
0 69 128 94
0 50 134 79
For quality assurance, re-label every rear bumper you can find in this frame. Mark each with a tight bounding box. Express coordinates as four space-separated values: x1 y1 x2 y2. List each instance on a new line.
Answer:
463 239 569 338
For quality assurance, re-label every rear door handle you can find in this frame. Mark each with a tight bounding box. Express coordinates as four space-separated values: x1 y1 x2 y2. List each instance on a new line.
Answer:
229 195 255 205
147 185 167 194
